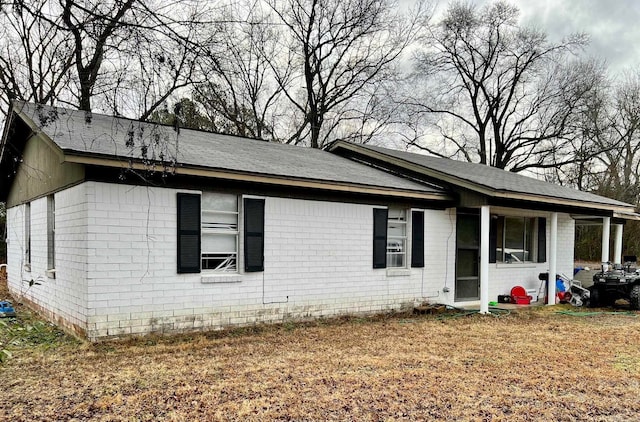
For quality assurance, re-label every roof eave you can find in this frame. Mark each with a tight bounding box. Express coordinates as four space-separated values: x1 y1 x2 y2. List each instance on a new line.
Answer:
64 152 451 202
0 102 51 201
10 101 41 134
613 210 640 221
0 104 17 164
492 190 636 215
329 140 635 215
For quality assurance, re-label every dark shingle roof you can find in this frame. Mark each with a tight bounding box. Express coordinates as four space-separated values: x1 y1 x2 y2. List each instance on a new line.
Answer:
332 142 634 210
10 102 444 196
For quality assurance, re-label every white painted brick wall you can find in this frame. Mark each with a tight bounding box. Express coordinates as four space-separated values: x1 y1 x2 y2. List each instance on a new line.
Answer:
6 184 89 334
83 181 455 339
423 208 457 303
6 180 580 340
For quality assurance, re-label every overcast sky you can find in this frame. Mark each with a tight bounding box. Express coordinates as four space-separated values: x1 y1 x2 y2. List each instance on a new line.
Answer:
430 0 640 75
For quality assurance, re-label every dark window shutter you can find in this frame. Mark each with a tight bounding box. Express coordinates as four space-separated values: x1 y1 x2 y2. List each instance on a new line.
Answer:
177 193 201 273
373 208 388 269
489 216 497 264
244 198 265 272
411 210 424 268
537 217 547 263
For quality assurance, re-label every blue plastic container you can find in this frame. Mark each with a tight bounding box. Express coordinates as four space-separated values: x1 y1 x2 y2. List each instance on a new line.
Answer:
0 301 16 317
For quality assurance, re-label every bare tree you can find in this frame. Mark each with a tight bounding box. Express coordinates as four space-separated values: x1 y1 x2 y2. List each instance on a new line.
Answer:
192 0 286 140
566 71 640 260
60 0 214 118
407 1 600 172
0 1 75 113
545 63 610 190
148 97 213 131
57 0 138 112
6 0 215 119
583 72 640 204
120 9 207 122
266 0 429 148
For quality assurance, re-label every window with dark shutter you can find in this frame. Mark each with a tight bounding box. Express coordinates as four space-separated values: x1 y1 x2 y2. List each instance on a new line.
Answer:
373 208 388 269
411 210 424 268
537 217 547 263
244 198 265 272
177 193 201 273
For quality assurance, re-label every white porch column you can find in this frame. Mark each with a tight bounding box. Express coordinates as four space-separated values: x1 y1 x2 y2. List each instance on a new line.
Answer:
613 224 623 265
547 212 558 306
601 217 611 263
479 205 490 314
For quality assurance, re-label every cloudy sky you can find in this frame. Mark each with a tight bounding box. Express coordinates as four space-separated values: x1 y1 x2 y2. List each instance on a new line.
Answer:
431 0 640 75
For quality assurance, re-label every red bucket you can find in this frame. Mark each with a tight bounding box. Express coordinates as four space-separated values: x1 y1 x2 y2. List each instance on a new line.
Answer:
510 286 531 305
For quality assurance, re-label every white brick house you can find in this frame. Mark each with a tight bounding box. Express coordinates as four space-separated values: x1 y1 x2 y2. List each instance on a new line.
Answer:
328 141 639 313
1 102 637 339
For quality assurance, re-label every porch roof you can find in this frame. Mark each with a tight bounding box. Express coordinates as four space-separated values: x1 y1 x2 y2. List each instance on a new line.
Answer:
328 141 638 218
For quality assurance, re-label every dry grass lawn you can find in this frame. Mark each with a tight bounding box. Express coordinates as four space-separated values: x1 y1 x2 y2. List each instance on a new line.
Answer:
2 276 640 421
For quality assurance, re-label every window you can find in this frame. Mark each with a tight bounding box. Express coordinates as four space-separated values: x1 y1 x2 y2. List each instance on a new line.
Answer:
387 208 407 268
495 216 536 263
25 202 31 267
176 193 265 274
201 193 238 272
47 195 55 270
373 207 423 269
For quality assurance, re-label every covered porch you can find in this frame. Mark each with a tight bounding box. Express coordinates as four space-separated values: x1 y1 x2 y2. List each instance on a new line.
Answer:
326 141 640 311
475 208 638 314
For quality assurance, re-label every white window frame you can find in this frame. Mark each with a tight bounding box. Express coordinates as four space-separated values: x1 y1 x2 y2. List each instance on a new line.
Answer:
201 193 239 273
387 207 408 268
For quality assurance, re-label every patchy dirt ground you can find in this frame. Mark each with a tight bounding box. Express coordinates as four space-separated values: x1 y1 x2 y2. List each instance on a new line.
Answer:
1 276 640 421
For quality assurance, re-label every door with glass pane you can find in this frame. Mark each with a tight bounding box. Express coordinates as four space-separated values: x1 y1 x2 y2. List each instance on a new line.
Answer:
455 212 480 301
